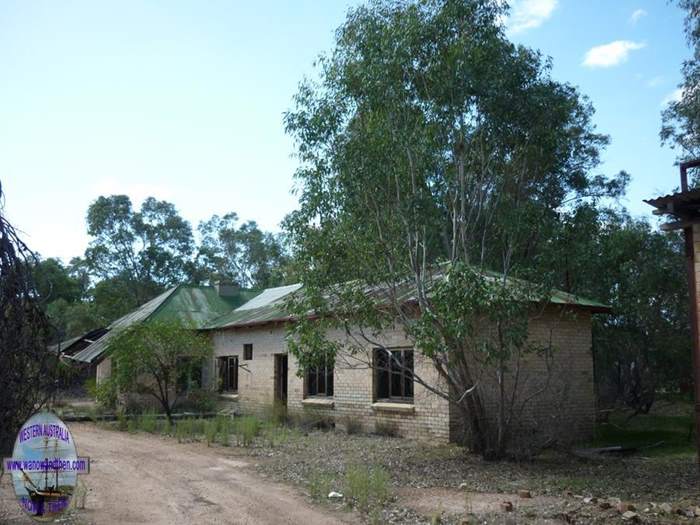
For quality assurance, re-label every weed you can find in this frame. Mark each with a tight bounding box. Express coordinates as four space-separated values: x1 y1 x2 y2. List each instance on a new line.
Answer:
140 411 158 433
127 417 137 434
234 416 261 447
344 464 391 513
308 469 335 501
116 411 128 432
205 419 218 446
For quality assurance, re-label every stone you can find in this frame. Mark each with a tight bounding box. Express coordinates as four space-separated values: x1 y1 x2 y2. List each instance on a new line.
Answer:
517 490 532 499
617 502 636 513
598 500 612 510
621 511 639 522
583 496 597 504
458 482 468 490
500 501 514 512
659 503 672 514
327 491 343 499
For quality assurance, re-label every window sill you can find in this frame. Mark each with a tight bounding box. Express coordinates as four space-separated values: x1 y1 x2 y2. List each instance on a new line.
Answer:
302 397 335 409
218 393 239 401
371 402 415 414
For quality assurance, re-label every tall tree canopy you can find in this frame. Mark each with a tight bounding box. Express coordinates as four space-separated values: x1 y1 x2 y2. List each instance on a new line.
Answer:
84 195 195 304
661 0 700 160
283 0 625 457
195 213 289 289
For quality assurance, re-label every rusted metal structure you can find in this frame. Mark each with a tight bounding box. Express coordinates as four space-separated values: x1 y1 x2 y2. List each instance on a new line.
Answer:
645 159 700 465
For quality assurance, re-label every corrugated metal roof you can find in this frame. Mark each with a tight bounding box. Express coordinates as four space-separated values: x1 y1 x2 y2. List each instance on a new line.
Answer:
644 188 700 213
68 286 260 364
206 270 610 331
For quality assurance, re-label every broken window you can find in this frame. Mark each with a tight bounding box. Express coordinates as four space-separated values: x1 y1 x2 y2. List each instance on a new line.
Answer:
218 355 238 393
243 343 253 360
306 362 334 397
374 348 413 401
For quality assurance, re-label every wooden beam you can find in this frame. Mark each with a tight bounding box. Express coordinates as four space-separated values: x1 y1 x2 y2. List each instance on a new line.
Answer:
661 220 696 231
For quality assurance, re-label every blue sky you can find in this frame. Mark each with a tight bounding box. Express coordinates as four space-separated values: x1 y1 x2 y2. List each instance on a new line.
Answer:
0 0 690 261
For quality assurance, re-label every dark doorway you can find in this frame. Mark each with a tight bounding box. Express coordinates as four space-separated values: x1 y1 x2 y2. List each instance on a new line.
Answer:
274 354 288 405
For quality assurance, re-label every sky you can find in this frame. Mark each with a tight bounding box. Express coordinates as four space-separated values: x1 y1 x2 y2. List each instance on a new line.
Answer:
0 0 691 262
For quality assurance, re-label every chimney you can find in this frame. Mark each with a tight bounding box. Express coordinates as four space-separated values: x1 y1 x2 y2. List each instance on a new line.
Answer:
214 280 239 297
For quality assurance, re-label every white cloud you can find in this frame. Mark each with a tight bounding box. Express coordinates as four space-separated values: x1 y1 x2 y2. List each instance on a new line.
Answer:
661 88 684 107
507 0 558 34
629 8 647 24
582 40 646 68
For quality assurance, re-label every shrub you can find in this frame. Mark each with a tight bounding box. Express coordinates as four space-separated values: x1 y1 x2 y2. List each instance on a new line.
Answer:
344 465 390 513
265 401 288 426
217 416 232 446
127 417 137 434
95 379 117 410
178 388 218 413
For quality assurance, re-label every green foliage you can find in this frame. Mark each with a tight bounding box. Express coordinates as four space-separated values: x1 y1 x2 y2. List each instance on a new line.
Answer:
84 378 97 399
116 410 128 431
661 1 700 161
592 410 695 458
233 416 261 447
204 419 218 446
107 320 213 423
344 465 391 513
282 0 622 459
140 411 158 433
127 417 137 434
178 388 218 413
84 195 194 304
196 213 291 288
95 378 118 410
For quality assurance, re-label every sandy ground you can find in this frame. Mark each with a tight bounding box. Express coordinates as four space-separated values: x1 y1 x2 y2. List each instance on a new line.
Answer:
1 423 352 525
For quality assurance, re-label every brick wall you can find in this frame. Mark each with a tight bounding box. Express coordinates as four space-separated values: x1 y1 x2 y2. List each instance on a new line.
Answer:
207 304 595 445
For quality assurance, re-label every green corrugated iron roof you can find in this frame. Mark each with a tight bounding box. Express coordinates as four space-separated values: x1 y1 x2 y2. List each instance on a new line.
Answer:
205 271 610 331
68 285 260 363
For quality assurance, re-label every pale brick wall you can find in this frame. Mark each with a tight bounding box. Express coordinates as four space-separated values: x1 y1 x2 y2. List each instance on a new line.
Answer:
207 304 595 445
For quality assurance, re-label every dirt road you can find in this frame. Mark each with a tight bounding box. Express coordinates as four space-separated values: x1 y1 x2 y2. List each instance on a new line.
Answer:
1 423 351 525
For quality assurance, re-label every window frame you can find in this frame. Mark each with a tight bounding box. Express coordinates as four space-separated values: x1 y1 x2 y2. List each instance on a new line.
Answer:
217 355 239 393
243 343 253 361
305 362 334 398
374 347 414 403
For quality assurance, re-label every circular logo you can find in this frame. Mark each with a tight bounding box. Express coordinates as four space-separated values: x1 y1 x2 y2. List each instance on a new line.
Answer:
4 411 89 521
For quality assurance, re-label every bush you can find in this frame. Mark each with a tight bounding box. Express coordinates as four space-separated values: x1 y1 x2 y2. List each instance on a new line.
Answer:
178 388 218 413
127 417 137 434
344 465 391 513
96 379 117 410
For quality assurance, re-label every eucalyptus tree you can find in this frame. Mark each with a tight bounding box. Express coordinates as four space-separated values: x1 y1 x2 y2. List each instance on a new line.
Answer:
661 0 700 161
283 0 624 457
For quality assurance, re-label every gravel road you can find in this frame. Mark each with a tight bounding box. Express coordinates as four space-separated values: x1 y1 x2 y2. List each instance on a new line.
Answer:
1 423 351 525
